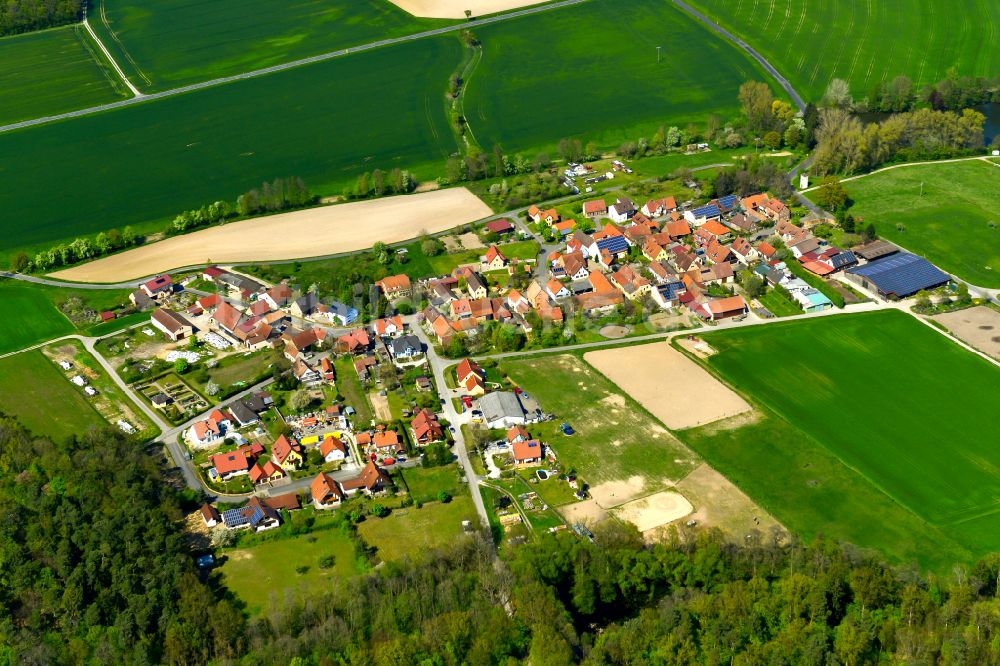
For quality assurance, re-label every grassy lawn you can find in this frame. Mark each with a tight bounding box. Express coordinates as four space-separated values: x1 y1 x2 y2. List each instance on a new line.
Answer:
334 356 373 426
219 519 367 615
758 288 801 317
427 239 538 276
357 494 477 561
466 0 776 155
81 311 149 337
0 350 107 439
838 160 1000 288
205 351 273 391
500 354 700 488
685 0 1000 101
0 25 127 125
399 464 463 503
91 0 452 90
0 36 462 258
681 310 1000 571
0 280 132 355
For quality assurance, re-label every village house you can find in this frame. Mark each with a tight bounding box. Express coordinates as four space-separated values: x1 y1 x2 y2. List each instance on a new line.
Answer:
608 196 636 223
272 435 304 470
609 265 652 300
372 429 405 457
209 442 263 481
212 301 243 336
221 497 280 532
582 199 607 219
311 472 345 509
652 280 686 309
187 409 232 447
684 203 721 226
641 196 677 218
528 205 559 225
336 328 371 354
376 274 412 300
261 284 293 310
320 435 349 462
456 357 487 395
249 459 285 485
411 408 444 445
150 308 194 342
648 260 678 284
200 503 221 527
691 295 748 321
484 245 508 270
512 439 544 465
485 218 515 236
341 461 391 496
372 315 405 337
390 334 422 361
140 274 173 299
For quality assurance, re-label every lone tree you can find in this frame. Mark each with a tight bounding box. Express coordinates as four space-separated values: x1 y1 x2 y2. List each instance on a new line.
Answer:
465 9 472 20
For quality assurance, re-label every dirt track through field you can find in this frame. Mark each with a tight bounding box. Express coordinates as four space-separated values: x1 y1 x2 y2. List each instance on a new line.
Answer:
51 188 491 282
584 343 752 430
388 0 549 19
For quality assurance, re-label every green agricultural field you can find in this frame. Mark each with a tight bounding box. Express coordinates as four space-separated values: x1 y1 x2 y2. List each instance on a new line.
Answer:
90 0 451 90
220 520 368 614
838 159 1000 288
0 350 107 439
0 281 131 354
0 36 461 257
0 25 127 126
357 494 477 561
682 311 1000 571
465 0 773 154
501 354 700 488
686 0 1000 101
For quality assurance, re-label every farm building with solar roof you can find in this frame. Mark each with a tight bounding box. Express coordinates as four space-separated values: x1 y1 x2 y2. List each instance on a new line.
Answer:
846 253 949 299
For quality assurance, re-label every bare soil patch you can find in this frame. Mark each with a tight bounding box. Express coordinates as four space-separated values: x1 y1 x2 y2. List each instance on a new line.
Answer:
932 306 1000 360
386 0 550 19
675 463 785 541
599 325 629 339
52 188 491 282
589 475 649 508
558 499 609 526
457 232 484 250
612 490 693 533
584 343 752 430
369 392 391 421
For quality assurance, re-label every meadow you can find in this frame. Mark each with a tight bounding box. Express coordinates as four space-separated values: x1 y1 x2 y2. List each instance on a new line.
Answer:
90 0 451 91
0 36 461 257
0 350 107 439
357 494 477 561
0 281 131 355
0 25 126 126
220 520 368 615
500 354 700 488
465 0 772 154
682 310 1000 570
685 0 1000 101
839 159 1000 288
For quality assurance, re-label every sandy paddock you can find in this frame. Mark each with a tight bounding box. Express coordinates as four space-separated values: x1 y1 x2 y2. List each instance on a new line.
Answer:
51 188 492 283
933 306 1000 361
588 475 650 508
558 499 609 526
612 491 693 533
675 463 784 541
387 0 549 19
584 343 752 430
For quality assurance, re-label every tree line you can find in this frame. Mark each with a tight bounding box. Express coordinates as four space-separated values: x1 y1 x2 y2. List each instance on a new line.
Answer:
17 225 140 272
0 0 80 36
349 167 417 200
811 107 986 175
826 70 1000 118
172 176 313 234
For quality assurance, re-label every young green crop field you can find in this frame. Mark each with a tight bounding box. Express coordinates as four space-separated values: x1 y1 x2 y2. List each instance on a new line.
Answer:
0 25 126 126
90 0 451 91
465 0 772 154
501 354 700 488
0 281 131 355
680 311 1000 571
836 159 1000 288
0 36 461 257
0 350 108 439
685 0 1000 101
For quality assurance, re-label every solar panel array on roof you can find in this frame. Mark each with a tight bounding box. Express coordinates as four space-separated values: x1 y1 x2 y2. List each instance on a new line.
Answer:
847 253 949 297
221 507 248 528
692 204 721 219
717 195 738 211
596 236 629 254
657 281 685 300
829 250 857 269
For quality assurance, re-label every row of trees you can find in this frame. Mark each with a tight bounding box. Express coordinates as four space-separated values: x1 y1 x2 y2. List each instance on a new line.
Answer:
826 71 1000 115
812 107 986 175
18 225 140 272
0 0 80 36
350 167 417 200
172 176 314 234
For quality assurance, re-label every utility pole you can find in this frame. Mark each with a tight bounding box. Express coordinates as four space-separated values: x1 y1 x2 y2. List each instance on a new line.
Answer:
920 181 924 196
656 46 662 63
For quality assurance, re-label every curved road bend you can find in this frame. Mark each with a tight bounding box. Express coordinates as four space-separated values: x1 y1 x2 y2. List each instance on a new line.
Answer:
670 0 805 112
0 0 590 135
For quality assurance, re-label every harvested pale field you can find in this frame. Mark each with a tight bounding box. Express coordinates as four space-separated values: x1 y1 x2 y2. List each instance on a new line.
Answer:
933 306 1000 361
674 463 784 541
387 0 549 19
51 188 492 282
612 491 693 533
584 343 752 430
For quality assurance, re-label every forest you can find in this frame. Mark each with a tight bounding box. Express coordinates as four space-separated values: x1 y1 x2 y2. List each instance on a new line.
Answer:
0 0 81 36
5 415 1000 664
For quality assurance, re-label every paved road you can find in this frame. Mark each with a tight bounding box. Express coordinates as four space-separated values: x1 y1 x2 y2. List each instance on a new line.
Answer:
671 0 805 112
0 0 590 135
409 318 492 530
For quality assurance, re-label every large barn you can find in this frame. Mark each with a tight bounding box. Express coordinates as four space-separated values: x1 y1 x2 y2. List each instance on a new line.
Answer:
846 253 949 299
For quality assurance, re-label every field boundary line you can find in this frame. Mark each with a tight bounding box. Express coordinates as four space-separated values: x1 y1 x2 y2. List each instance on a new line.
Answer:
0 0 590 135
82 4 141 97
